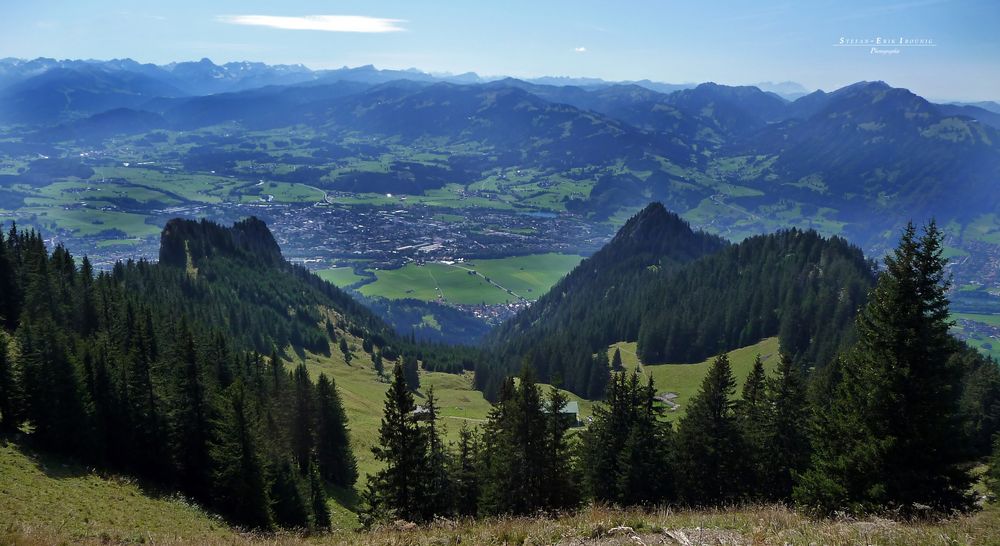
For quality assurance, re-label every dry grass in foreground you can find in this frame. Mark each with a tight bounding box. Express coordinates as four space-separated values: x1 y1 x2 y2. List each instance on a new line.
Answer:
5 504 1000 546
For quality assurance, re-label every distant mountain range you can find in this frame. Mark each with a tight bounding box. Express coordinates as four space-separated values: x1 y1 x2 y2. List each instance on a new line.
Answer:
0 57 807 117
1 57 999 253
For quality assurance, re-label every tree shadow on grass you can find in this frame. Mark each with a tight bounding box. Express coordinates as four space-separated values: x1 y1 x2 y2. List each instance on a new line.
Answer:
1 432 215 514
2 432 90 479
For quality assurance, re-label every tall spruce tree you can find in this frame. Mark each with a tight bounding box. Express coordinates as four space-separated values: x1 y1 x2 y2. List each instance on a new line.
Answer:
583 370 674 506
168 321 214 498
616 375 675 505
674 352 743 505
309 463 332 530
479 366 550 515
17 318 89 454
543 387 579 509
269 459 310 528
315 373 357 487
452 423 481 517
0 334 17 431
403 354 420 391
763 352 810 501
736 355 769 499
291 363 315 474
362 362 426 524
125 309 168 477
611 348 624 371
211 380 272 529
417 387 453 519
795 222 971 515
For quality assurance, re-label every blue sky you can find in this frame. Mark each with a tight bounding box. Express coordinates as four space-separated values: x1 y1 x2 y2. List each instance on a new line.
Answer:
1 0 998 101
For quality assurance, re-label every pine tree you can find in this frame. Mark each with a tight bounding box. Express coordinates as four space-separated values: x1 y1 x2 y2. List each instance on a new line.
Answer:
736 354 768 500
674 352 743 505
582 372 629 502
291 364 315 474
362 362 426 523
339 337 352 364
211 380 272 529
479 366 549 515
763 352 809 501
611 348 624 371
315 373 357 487
417 387 453 519
76 256 99 337
0 334 17 431
583 370 674 506
126 310 168 476
543 386 579 509
958 348 1000 457
795 221 971 515
588 349 611 399
0 228 18 331
17 318 89 454
372 351 384 377
169 321 214 498
403 354 420 391
309 463 331 530
452 423 480 517
270 459 310 528
270 349 284 389
616 375 675 505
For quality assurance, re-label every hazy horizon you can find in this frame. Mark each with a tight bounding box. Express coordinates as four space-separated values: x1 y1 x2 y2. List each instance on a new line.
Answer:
2 0 998 102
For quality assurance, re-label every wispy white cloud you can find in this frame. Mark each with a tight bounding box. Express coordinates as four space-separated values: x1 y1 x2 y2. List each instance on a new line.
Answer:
217 15 406 33
574 46 587 53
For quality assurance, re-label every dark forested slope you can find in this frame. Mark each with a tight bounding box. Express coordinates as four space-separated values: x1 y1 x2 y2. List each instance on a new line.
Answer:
0 217 470 530
480 203 877 399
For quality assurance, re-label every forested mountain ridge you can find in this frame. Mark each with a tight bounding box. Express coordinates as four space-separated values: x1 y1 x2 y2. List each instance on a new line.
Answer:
137 216 392 355
740 81 1000 229
0 218 382 529
480 202 877 399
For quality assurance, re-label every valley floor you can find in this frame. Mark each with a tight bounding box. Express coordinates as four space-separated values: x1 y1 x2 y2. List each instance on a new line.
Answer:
4 437 1000 546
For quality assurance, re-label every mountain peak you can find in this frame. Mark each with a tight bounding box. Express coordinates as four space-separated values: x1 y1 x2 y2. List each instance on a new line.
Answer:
158 216 283 268
602 202 726 266
612 202 685 243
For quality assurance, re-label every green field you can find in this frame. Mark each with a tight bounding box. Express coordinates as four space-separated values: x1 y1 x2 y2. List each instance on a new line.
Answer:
359 253 583 305
610 337 780 421
316 267 366 287
955 312 1000 327
18 206 161 238
92 167 238 204
240 181 326 203
952 312 1000 361
460 253 584 298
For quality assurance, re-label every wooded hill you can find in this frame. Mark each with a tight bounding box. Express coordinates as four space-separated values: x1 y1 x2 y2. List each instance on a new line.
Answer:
480 202 877 399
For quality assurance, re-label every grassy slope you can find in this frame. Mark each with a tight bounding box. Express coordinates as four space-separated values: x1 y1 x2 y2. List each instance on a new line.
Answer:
0 439 233 543
609 337 780 421
4 450 999 546
297 341 593 480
